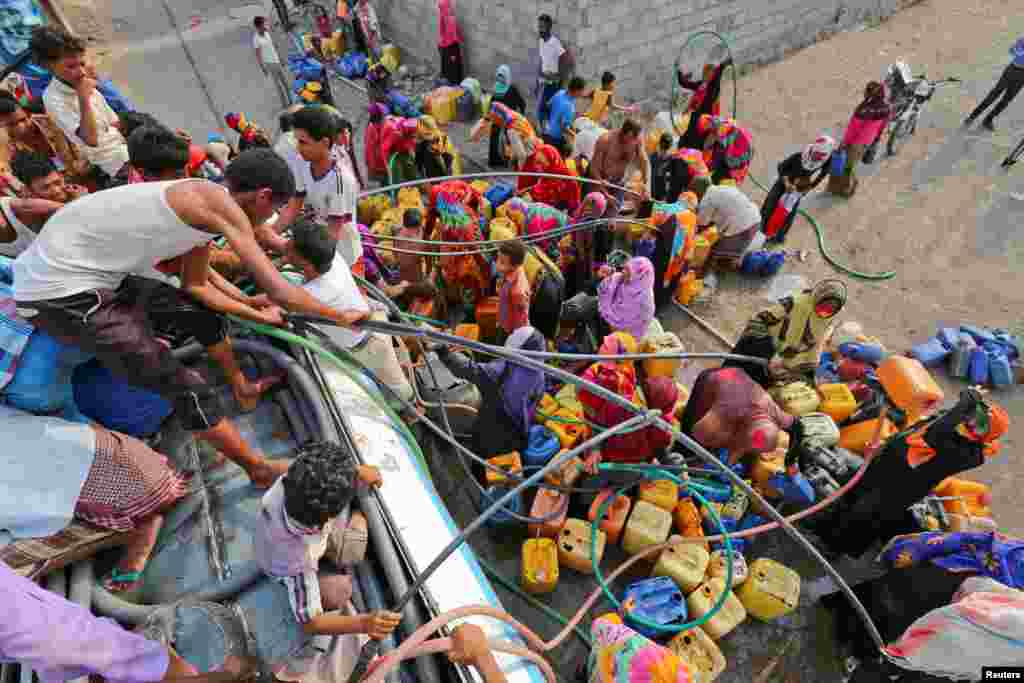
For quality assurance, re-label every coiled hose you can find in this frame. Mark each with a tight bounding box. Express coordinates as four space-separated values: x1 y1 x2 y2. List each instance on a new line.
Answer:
671 30 895 281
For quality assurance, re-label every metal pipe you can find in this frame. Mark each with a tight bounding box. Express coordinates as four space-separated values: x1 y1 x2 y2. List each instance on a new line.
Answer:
342 316 886 651
358 171 644 201
365 217 652 247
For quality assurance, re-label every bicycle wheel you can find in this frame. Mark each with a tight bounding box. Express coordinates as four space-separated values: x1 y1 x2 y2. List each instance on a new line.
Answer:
887 119 907 157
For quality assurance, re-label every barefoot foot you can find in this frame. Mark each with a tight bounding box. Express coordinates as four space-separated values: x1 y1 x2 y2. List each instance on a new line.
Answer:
234 372 286 412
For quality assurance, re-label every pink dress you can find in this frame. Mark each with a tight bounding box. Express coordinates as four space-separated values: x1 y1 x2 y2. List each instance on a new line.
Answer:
842 116 887 146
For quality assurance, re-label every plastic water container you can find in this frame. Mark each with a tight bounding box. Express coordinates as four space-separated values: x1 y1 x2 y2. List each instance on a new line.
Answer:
674 271 704 306
937 327 961 349
911 337 952 368
968 347 990 385
523 425 560 467
988 350 1013 387
484 452 522 485
817 384 857 424
520 538 559 594
674 498 702 533
700 500 723 524
481 486 522 527
639 479 679 513
667 627 726 682
653 538 710 593
946 514 998 533
708 550 748 587
474 296 500 342
641 332 685 378
453 323 480 345
839 343 885 365
751 449 786 498
621 576 688 638
623 501 673 556
558 519 606 574
720 484 750 524
839 418 896 454
544 411 589 449
588 490 632 545
690 237 712 271
933 478 992 518
799 413 841 448
960 324 997 346
769 382 820 416
950 336 977 379
877 356 945 424
687 578 748 640
838 358 870 382
736 558 801 621
544 454 584 488
528 488 568 538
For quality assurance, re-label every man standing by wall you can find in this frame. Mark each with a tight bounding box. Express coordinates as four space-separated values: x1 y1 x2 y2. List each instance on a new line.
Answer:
253 17 293 109
536 14 565 128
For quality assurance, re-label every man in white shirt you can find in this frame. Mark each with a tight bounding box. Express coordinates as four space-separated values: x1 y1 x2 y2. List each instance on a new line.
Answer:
272 107 362 267
696 183 763 270
31 27 129 187
536 14 565 127
253 16 293 108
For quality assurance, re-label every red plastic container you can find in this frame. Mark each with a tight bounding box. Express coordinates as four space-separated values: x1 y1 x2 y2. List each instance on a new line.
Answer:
838 359 870 382
588 489 633 545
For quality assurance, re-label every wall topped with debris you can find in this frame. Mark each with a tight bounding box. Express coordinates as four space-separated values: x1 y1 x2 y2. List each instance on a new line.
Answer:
374 0 923 104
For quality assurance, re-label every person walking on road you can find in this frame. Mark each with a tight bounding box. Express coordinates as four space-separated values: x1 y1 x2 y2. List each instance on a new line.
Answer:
964 35 1024 132
253 17 292 109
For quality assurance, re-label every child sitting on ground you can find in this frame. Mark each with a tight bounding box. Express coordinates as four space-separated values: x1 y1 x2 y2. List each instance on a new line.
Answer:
496 239 531 341
254 441 401 680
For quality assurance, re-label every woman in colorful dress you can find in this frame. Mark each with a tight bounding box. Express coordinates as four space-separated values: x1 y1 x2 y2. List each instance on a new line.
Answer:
699 114 754 185
828 81 892 198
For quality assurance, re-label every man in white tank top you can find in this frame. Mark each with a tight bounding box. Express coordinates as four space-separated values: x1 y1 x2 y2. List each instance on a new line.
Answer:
13 150 369 489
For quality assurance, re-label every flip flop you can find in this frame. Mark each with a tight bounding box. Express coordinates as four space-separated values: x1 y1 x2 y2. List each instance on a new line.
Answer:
101 568 145 594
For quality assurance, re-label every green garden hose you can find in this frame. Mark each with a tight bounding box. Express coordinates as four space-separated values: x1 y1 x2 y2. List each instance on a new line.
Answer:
671 30 896 281
590 464 734 635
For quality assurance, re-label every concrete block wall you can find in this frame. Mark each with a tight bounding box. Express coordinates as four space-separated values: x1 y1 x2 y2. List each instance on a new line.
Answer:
375 0 919 105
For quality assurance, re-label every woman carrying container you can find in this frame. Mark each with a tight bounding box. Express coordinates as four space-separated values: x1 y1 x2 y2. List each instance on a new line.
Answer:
437 326 546 458
677 57 733 149
761 134 835 245
726 279 848 386
828 81 891 198
470 100 536 168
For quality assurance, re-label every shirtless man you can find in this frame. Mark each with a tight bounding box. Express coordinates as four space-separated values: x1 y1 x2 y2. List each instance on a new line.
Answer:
589 118 652 204
13 149 367 488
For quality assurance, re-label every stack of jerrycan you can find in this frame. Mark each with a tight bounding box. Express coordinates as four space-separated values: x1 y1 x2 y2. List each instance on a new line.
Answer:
915 324 1020 388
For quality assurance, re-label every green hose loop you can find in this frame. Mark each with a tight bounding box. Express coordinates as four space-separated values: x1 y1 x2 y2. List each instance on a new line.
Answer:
228 315 431 473
590 465 733 635
474 555 592 648
670 30 896 281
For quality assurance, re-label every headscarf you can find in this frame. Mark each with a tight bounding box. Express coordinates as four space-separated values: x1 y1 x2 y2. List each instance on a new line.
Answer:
687 367 792 457
598 257 656 341
579 333 639 424
906 400 1010 468
588 613 692 683
801 135 836 172
572 191 608 222
368 102 388 119
747 279 848 377
494 64 511 96
879 531 1023 589
704 115 753 180
481 326 546 434
854 81 892 121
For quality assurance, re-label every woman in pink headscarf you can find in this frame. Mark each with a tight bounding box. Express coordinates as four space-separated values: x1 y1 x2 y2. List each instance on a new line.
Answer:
597 256 656 341
437 0 464 85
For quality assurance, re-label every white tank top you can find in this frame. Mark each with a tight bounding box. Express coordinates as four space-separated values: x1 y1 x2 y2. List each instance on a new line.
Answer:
14 179 215 302
0 198 39 259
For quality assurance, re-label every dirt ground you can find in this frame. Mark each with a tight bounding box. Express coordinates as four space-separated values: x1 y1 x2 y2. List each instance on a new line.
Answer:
67 0 1022 535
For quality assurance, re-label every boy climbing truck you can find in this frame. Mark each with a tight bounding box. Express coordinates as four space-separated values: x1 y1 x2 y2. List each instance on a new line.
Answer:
11 150 368 490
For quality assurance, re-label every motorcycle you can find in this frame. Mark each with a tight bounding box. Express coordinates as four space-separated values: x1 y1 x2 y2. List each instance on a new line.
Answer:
882 62 960 157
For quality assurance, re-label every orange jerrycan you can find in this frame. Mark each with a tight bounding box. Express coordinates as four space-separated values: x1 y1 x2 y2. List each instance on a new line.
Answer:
484 452 522 485
877 355 944 424
638 479 679 513
544 453 583 488
736 558 801 621
933 477 992 518
818 383 857 423
520 538 559 594
474 296 500 342
588 489 632 545
641 332 685 378
839 418 896 454
528 488 568 538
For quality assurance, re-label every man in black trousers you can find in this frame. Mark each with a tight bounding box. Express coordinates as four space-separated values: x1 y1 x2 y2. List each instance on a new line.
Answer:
964 35 1024 131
